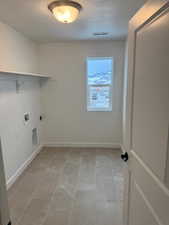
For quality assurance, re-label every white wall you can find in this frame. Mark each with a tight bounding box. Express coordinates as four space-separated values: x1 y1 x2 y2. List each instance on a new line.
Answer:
39 41 125 147
0 22 38 74
0 21 41 184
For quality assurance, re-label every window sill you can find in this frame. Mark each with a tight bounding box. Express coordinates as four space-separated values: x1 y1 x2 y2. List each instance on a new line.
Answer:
87 108 112 112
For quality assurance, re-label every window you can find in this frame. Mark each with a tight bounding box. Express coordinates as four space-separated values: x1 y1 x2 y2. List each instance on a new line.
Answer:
86 57 113 111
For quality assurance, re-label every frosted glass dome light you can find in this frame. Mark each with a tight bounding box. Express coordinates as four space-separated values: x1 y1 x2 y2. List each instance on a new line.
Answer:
48 0 82 23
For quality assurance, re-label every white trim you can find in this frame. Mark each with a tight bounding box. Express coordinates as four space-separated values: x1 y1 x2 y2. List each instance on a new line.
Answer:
135 182 163 225
43 142 121 149
87 107 112 112
7 145 43 190
120 144 126 154
131 150 169 197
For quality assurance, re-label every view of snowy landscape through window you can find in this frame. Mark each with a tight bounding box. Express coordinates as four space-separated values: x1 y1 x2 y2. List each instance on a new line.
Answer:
87 58 113 111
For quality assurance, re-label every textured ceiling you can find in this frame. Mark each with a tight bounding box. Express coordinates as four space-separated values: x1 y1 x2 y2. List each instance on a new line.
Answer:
0 0 147 42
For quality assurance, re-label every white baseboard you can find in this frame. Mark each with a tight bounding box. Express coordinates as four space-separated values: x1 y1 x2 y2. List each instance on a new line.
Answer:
43 142 121 149
7 144 43 190
6 142 121 190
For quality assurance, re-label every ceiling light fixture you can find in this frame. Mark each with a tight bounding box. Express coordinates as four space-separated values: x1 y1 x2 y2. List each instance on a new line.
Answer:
48 0 82 24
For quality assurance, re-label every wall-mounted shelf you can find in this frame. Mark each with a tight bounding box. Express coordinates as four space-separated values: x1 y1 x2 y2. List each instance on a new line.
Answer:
0 70 51 79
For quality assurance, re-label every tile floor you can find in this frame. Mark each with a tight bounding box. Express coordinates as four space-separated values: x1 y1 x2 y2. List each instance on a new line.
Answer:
8 148 124 225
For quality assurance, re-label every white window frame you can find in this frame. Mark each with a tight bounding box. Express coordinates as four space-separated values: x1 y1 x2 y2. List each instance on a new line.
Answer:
86 57 113 112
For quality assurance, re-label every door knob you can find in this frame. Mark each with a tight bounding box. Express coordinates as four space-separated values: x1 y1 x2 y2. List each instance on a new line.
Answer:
121 152 129 162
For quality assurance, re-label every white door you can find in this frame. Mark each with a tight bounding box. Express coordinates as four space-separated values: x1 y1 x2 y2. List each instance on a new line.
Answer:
123 0 169 224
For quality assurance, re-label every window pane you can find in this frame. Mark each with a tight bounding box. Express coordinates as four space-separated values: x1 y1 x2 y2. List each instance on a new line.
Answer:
88 86 111 109
87 58 112 85
87 57 113 111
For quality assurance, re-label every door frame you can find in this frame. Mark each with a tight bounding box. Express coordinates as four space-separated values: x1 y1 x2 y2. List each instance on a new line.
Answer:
124 0 169 224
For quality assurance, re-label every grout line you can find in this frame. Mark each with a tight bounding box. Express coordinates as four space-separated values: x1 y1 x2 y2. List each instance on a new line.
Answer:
67 150 83 225
40 148 72 225
10 148 124 225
